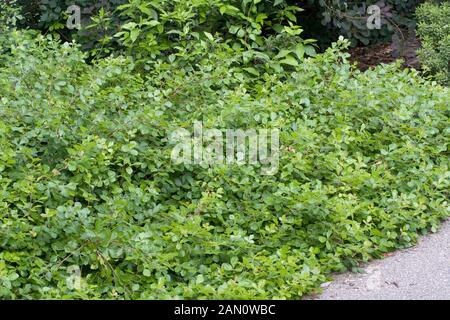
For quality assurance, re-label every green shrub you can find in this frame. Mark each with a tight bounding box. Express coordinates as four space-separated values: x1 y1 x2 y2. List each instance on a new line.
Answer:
298 0 421 48
0 26 449 299
416 1 450 86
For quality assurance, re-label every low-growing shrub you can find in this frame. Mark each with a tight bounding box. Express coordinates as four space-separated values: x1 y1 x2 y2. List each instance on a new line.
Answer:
0 25 449 299
416 1 450 86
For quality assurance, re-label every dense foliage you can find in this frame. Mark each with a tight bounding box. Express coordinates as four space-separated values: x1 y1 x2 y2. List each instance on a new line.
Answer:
16 1 313 57
416 1 450 86
16 0 424 51
301 0 421 47
107 0 318 70
1 8 449 298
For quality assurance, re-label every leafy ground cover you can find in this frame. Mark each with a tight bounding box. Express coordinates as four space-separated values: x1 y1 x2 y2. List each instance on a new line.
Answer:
0 23 449 298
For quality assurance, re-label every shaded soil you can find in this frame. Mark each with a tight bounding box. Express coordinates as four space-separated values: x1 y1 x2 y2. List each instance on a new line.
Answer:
309 220 450 300
348 38 421 71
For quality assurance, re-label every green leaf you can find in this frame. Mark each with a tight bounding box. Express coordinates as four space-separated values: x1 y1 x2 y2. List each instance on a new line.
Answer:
274 49 291 60
304 45 316 57
279 54 299 66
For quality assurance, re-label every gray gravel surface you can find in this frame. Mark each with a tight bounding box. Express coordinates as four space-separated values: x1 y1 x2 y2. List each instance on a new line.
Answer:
313 219 450 300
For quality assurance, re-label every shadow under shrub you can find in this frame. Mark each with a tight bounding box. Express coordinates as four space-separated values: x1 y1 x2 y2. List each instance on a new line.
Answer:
416 1 450 86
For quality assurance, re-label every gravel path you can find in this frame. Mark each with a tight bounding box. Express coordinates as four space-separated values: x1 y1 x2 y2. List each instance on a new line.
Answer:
314 219 450 300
